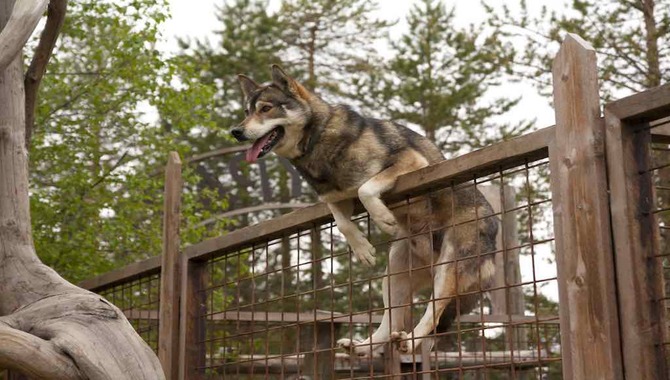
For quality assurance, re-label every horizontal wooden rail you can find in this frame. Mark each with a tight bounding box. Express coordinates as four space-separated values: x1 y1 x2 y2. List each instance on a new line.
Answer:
606 83 670 122
79 255 161 292
185 125 555 261
120 308 558 325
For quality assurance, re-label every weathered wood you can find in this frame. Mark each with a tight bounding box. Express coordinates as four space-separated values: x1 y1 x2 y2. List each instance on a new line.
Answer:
549 34 623 380
178 258 207 380
604 109 669 379
606 83 670 122
78 255 161 292
185 126 554 261
0 0 48 73
158 152 183 380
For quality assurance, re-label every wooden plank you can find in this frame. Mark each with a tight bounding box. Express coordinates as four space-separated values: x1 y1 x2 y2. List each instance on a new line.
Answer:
178 258 207 380
604 110 669 380
549 34 623 380
158 152 183 380
606 83 670 122
185 126 554 261
120 309 558 325
78 255 161 292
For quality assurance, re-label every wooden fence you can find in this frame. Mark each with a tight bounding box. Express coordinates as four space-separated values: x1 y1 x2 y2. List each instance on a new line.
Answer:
77 34 670 379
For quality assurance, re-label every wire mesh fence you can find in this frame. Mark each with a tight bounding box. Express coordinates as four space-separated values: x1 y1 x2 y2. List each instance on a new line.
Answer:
649 117 670 367
96 273 162 353
192 153 561 379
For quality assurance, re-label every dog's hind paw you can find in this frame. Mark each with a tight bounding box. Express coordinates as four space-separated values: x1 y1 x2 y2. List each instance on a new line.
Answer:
390 331 411 354
351 240 376 267
337 338 364 356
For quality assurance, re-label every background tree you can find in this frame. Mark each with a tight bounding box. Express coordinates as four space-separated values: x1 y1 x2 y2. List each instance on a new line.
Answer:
381 0 532 156
30 0 224 283
277 0 392 99
0 0 163 377
485 0 670 100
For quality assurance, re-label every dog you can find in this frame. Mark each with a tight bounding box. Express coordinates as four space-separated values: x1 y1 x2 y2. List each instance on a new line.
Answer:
231 65 499 355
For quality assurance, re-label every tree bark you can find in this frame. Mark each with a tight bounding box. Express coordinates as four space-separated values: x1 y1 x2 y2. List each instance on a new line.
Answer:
0 0 165 378
640 0 661 87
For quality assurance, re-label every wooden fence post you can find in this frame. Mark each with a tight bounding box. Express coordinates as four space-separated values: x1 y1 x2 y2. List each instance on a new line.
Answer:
549 34 623 380
178 257 208 380
159 152 183 379
605 104 669 379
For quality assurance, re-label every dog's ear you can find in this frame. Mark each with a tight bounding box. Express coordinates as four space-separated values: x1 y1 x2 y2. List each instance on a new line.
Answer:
237 74 260 98
271 64 309 99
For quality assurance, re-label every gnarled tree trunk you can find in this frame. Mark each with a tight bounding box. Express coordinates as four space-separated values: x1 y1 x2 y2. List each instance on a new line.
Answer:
0 0 165 378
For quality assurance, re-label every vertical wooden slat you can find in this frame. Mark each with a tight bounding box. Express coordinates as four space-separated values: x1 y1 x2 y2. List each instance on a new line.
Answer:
158 152 182 379
604 110 669 379
178 257 207 380
549 33 623 380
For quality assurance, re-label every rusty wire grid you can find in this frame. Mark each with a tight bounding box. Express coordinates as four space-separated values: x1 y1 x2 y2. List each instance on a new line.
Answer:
193 154 561 379
97 273 161 353
649 118 670 366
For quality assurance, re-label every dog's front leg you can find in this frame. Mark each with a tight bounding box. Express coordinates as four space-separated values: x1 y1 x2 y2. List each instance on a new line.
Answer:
358 151 429 236
327 199 376 267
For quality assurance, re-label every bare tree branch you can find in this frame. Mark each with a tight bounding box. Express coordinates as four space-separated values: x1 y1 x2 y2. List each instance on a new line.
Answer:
0 320 81 380
25 0 68 147
0 0 49 73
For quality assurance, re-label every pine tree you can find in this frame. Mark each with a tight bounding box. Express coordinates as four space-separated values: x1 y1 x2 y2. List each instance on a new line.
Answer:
277 0 392 98
485 0 670 100
383 0 531 156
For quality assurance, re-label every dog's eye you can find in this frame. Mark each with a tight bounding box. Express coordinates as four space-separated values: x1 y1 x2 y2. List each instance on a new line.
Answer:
260 105 272 113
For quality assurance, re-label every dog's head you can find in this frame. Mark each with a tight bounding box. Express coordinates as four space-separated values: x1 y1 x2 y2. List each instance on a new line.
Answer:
232 65 318 162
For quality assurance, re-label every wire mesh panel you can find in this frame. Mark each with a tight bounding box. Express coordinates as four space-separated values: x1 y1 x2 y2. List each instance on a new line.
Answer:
649 119 670 365
97 273 162 353
194 154 561 379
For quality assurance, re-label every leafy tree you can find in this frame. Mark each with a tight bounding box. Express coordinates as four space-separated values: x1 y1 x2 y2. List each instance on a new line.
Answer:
30 0 223 283
381 0 531 156
485 0 670 100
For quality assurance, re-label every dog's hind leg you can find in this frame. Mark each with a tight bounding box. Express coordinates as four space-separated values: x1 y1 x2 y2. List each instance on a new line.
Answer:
391 235 463 355
338 239 420 356
327 199 376 267
358 150 429 236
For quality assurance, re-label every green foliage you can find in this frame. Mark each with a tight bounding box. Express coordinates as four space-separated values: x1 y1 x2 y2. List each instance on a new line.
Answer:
30 0 226 283
380 0 532 156
485 0 670 100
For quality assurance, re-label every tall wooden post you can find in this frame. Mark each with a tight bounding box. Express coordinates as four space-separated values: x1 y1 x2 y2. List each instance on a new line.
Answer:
605 94 669 379
549 34 623 379
158 152 183 379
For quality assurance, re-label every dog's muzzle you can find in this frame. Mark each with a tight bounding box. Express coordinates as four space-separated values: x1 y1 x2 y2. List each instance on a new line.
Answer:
231 127 248 142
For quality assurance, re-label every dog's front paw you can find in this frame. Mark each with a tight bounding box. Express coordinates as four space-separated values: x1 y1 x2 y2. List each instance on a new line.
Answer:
390 331 411 354
351 239 376 267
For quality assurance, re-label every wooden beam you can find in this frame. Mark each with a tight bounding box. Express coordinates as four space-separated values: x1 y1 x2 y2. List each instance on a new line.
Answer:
549 34 623 380
158 152 183 380
178 258 207 380
604 110 669 379
78 255 161 291
184 126 554 261
606 83 670 122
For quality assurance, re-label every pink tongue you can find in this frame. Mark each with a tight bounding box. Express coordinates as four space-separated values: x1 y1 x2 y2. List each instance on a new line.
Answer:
245 133 274 162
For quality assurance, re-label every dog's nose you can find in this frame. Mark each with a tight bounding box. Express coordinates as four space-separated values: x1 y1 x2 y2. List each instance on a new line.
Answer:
231 128 247 142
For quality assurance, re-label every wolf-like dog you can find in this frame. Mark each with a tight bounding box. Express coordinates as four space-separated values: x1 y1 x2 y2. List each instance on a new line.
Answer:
231 65 498 355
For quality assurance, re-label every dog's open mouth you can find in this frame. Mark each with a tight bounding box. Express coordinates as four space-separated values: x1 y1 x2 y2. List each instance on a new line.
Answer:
245 126 285 163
